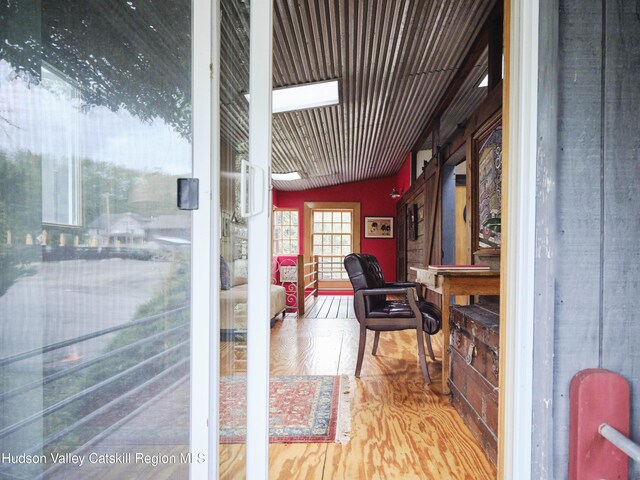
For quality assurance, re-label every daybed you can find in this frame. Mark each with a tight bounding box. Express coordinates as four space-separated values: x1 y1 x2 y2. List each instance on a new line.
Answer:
219 283 286 332
219 258 286 336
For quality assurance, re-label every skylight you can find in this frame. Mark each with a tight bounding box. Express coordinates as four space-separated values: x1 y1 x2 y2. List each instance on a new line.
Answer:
245 80 340 113
272 171 302 181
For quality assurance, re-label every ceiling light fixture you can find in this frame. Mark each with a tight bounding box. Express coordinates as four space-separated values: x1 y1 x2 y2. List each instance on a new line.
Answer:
272 171 302 181
389 187 402 199
245 80 340 113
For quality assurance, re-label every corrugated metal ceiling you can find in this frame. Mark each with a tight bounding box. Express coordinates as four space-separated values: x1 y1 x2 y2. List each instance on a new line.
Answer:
220 0 496 191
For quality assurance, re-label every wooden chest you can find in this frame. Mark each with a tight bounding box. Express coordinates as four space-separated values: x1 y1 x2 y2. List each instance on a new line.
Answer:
449 302 499 465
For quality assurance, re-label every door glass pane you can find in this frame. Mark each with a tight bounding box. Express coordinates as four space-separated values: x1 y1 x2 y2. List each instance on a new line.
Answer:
311 209 353 281
0 2 193 479
219 0 250 477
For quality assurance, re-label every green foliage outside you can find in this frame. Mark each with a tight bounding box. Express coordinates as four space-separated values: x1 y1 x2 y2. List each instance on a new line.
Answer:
0 0 191 138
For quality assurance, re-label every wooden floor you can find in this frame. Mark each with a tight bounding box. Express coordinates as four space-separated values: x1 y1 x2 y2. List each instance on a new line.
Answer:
221 295 497 480
52 295 495 479
302 294 354 319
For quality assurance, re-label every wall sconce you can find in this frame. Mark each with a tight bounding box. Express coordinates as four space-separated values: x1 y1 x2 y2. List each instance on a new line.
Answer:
389 187 402 199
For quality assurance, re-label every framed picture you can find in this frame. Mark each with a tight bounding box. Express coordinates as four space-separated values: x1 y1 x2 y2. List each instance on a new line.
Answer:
364 216 394 239
472 113 502 251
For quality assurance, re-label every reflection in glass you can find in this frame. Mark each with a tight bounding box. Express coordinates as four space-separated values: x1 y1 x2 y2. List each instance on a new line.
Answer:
0 1 192 478
218 0 250 477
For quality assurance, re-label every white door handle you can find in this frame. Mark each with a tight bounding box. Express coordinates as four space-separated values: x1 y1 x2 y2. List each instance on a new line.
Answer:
240 159 265 217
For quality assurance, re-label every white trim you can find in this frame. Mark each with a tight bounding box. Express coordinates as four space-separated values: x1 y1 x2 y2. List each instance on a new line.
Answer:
246 0 273 477
502 0 538 478
190 0 214 477
208 1 222 478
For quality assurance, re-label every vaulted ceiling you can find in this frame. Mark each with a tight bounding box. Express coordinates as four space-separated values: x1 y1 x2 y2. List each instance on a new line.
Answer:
220 0 497 191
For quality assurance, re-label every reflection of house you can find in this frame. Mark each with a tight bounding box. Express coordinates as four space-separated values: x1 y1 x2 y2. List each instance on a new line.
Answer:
87 212 191 246
88 213 147 245
146 214 191 244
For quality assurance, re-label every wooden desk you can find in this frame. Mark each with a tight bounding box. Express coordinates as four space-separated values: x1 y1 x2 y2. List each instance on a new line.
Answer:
410 267 501 394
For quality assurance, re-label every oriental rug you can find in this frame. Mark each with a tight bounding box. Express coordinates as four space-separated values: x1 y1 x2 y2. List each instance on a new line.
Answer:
219 375 351 444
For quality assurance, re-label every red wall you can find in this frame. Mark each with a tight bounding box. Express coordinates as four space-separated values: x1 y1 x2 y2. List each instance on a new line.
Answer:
274 175 400 281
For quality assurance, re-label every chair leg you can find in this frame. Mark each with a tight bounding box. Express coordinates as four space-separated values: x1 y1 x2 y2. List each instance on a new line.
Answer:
355 324 367 378
416 328 432 384
425 332 436 361
372 331 380 355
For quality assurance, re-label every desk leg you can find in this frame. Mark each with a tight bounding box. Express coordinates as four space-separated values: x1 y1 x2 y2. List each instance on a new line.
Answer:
441 284 451 394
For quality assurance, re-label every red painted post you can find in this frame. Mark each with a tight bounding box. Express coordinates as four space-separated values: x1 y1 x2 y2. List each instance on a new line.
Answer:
569 369 630 480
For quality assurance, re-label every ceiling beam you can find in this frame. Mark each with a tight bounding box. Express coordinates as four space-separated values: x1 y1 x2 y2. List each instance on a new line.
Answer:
411 4 502 154
488 2 504 90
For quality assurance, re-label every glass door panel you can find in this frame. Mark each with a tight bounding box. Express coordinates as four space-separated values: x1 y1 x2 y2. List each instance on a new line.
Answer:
218 0 250 477
218 0 272 475
0 1 195 478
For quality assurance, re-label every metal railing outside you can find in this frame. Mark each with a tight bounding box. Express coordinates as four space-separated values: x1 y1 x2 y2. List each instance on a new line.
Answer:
0 304 189 476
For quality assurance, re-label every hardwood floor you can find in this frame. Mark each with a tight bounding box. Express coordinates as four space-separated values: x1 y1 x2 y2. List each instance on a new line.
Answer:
221 295 497 480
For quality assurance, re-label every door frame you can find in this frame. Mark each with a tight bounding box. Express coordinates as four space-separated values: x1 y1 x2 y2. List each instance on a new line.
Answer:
190 0 215 477
245 0 273 478
498 0 539 478
303 202 361 291
192 0 273 477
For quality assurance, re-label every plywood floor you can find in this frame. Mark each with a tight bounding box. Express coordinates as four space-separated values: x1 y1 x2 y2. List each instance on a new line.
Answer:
221 296 497 480
51 295 496 480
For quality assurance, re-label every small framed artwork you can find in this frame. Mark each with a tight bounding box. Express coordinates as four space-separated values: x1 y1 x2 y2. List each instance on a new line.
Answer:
364 216 394 239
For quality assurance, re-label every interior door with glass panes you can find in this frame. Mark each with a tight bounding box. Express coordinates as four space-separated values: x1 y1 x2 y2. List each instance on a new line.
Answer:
304 202 361 292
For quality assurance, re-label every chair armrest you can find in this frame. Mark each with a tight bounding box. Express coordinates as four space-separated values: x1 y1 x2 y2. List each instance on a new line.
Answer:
354 287 421 322
384 282 424 300
358 287 416 297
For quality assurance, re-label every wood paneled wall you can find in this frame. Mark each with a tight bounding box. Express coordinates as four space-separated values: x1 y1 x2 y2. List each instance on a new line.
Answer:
404 181 426 282
396 89 502 303
397 161 443 306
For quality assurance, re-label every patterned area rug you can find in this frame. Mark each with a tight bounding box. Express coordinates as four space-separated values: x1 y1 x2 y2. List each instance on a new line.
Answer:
220 375 351 443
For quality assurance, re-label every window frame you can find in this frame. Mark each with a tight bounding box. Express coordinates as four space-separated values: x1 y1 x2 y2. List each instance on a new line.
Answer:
271 208 300 255
303 201 360 290
40 62 83 228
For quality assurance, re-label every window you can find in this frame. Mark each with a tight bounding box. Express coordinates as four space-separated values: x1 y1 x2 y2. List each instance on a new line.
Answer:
303 202 360 290
40 64 81 226
312 210 352 280
272 209 299 254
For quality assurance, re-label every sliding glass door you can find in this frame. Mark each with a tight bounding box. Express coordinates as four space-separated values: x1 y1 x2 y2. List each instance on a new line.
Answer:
0 0 203 478
0 0 272 477
217 0 272 478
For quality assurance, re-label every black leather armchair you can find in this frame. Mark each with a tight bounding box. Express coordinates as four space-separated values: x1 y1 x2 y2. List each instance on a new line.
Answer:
344 253 441 384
